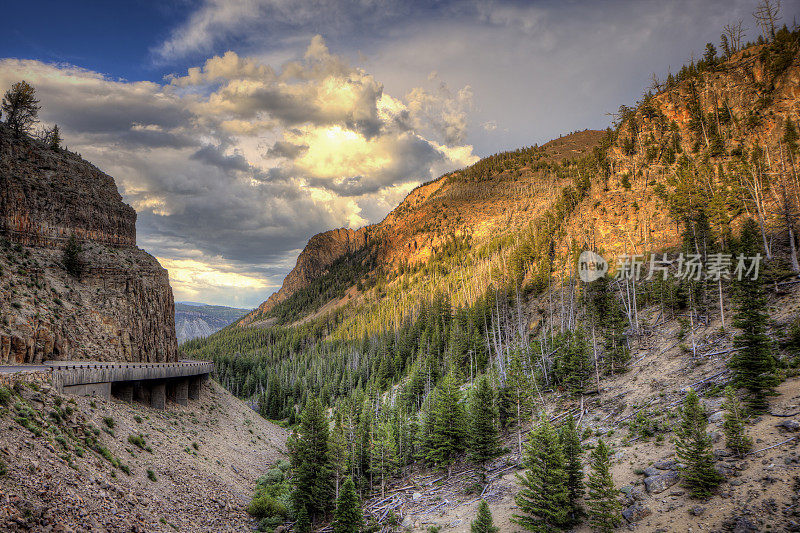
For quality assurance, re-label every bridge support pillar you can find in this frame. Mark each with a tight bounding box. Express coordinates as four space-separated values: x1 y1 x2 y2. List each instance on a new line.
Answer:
112 382 134 402
174 379 189 406
188 374 208 400
150 382 166 410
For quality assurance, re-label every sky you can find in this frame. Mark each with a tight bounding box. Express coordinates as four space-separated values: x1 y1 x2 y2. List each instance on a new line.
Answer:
2 0 797 308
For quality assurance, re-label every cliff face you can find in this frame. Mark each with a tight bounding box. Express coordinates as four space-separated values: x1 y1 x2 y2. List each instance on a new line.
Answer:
238 227 368 326
0 126 178 363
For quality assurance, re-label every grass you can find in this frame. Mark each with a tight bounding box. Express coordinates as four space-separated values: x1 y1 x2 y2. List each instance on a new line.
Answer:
128 434 152 452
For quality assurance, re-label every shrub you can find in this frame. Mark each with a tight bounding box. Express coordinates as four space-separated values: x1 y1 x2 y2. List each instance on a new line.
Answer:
102 416 115 429
0 460 6 476
275 459 290 472
128 434 148 451
147 469 157 482
0 386 11 405
133 415 142 424
258 468 284 487
247 494 287 519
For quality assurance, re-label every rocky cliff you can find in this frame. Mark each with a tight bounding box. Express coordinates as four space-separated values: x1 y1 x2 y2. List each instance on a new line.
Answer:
0 125 178 363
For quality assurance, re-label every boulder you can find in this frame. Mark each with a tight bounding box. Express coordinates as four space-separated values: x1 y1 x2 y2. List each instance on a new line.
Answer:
653 459 677 470
642 466 660 477
777 420 799 432
708 411 725 423
622 502 652 523
644 471 680 494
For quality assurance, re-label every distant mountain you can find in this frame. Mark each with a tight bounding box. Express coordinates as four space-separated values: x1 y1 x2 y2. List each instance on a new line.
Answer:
175 303 251 343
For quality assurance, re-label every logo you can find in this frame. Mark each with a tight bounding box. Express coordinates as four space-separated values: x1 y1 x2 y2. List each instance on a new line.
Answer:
578 251 608 282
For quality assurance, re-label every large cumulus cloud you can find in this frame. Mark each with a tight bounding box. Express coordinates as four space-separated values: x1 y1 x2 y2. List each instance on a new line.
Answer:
0 37 476 306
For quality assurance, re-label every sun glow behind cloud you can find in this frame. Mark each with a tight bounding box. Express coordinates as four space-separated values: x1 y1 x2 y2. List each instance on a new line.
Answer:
0 36 476 306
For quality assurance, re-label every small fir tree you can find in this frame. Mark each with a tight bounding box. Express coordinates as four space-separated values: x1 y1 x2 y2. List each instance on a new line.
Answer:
333 477 363 533
730 219 777 411
2 81 40 137
675 389 722 499
291 398 334 523
50 124 61 151
722 386 752 457
63 234 83 277
512 418 570 532
585 439 622 533
469 375 503 484
427 372 467 474
471 500 499 533
558 414 584 522
295 505 311 533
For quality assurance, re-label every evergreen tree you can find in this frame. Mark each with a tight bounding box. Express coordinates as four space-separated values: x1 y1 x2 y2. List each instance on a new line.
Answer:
370 416 397 497
512 419 569 532
295 505 311 533
291 398 334 523
722 386 752 457
585 439 622 533
507 350 532 458
334 477 363 533
50 124 61 151
471 500 499 533
558 414 584 522
469 375 503 483
427 372 467 474
63 233 83 277
675 389 722 499
2 81 40 137
730 219 777 412
330 413 350 500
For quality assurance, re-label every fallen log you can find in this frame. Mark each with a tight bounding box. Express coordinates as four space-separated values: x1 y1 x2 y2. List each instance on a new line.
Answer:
747 436 798 455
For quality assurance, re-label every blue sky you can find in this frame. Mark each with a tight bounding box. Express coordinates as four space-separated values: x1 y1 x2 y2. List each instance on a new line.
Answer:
2 0 797 308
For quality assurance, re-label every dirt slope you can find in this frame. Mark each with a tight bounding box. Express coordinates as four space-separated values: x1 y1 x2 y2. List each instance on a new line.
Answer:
0 379 287 532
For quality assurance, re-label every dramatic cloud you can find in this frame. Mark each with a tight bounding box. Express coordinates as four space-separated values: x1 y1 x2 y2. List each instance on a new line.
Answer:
0 37 476 306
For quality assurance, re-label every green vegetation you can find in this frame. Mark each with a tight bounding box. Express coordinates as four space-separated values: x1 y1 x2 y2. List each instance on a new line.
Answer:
333 477 363 533
585 439 622 533
675 389 722 499
147 468 157 482
722 386 752 456
471 500 499 533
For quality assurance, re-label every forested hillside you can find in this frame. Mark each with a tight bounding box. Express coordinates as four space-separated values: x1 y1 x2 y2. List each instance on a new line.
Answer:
184 16 800 533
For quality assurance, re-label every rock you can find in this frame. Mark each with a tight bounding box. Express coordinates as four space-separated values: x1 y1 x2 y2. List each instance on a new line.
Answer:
644 471 680 494
708 411 724 423
412 492 422 501
653 459 677 470
715 463 735 478
643 466 660 477
689 506 705 516
732 517 758 533
614 451 625 460
777 420 800 432
714 449 733 459
401 516 414 530
708 431 721 443
622 502 652 523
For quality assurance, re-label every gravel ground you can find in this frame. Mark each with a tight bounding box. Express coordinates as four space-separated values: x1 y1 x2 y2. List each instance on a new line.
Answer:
0 379 287 532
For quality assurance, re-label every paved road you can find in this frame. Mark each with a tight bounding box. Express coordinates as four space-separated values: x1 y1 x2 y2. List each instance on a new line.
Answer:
0 361 207 373
0 365 48 373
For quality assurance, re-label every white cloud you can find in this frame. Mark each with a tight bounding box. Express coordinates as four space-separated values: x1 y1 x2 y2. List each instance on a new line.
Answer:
0 36 475 306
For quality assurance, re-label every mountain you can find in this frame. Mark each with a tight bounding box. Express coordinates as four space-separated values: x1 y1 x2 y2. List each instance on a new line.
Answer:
239 35 800 331
175 302 251 343
0 123 177 363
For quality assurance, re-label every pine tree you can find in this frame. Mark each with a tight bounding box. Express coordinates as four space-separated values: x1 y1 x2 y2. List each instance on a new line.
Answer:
291 398 334 523
330 413 350 500
334 477 363 533
730 219 777 412
370 416 397 497
63 233 83 277
50 124 61 151
586 439 621 533
2 81 40 137
471 500 499 533
507 350 532 459
558 414 584 522
427 372 467 474
295 505 311 533
675 389 722 499
512 419 569 532
469 375 503 484
722 386 752 457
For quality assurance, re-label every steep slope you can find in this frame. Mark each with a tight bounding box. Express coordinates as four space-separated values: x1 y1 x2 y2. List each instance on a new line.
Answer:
0 373 287 532
175 302 251 343
0 125 178 363
239 129 606 327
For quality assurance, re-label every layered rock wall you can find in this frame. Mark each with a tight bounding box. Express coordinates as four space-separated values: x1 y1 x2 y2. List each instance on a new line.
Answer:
0 126 177 363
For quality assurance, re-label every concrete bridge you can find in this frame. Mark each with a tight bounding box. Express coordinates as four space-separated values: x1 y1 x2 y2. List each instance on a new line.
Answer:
1 360 214 409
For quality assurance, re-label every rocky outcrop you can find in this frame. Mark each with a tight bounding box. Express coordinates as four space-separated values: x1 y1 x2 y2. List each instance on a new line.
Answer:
0 125 177 363
238 227 368 326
